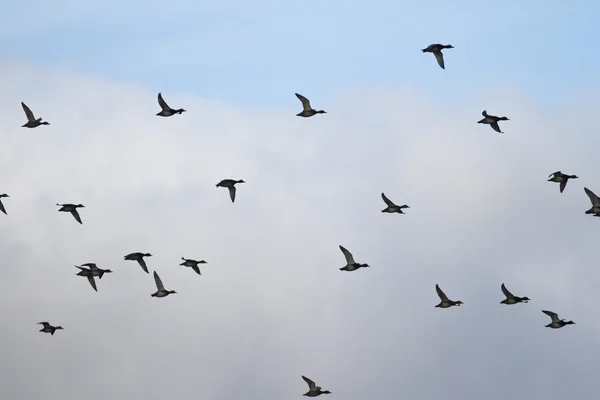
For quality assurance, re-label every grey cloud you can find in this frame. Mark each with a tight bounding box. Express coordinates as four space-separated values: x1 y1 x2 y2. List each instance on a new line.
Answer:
0 64 598 400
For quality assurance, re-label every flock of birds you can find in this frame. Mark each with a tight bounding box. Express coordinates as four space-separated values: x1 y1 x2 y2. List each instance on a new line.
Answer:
10 41 594 396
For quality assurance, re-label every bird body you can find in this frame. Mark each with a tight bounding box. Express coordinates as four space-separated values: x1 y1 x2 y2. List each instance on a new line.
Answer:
478 110 509 133
295 93 326 117
422 43 454 69
156 93 186 117
216 179 245 202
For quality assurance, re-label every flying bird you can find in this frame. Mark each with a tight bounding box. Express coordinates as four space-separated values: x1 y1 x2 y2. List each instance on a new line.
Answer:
500 283 530 305
584 187 600 216
151 271 177 298
421 43 454 69
542 310 575 329
435 284 463 308
75 263 112 292
180 257 207 275
124 252 152 274
156 93 186 117
380 193 410 214
0 194 10 215
295 93 327 117
57 203 85 224
301 376 331 397
37 322 63 335
477 110 509 133
216 179 245 203
548 171 578 193
339 245 370 271
21 102 50 128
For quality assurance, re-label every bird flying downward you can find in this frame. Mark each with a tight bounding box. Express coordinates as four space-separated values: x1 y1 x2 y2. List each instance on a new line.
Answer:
295 93 327 117
180 257 207 275
548 171 578 193
57 203 85 224
124 252 152 274
421 44 454 69
216 179 245 203
75 264 112 292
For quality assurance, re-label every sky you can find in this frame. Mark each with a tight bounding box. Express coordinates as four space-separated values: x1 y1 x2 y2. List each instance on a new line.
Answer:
1 0 600 399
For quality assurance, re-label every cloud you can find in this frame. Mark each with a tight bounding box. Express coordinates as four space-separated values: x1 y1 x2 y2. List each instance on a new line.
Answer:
0 61 598 399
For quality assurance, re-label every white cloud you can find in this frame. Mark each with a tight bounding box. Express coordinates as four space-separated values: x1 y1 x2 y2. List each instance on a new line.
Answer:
0 62 597 399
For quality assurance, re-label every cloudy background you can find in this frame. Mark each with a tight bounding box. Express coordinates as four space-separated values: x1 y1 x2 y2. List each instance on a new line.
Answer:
1 1 600 399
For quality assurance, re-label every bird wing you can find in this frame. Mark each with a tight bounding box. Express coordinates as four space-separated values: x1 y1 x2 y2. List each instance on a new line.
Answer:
37 322 50 327
192 265 201 275
339 245 355 264
302 376 317 391
228 186 237 203
0 199 6 215
295 93 312 111
542 310 559 322
138 258 149 273
158 93 170 110
81 263 98 270
70 210 83 224
435 284 450 302
584 187 600 206
500 283 514 298
381 192 395 207
87 276 98 292
433 49 445 69
21 102 36 121
559 180 567 193
154 271 165 291
489 121 502 133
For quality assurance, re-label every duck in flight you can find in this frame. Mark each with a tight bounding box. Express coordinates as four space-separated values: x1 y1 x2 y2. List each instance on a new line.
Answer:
0 194 10 215
435 284 463 308
478 110 509 133
21 102 50 128
542 310 575 329
339 245 370 271
421 43 454 69
75 263 112 292
584 187 600 216
124 252 152 274
216 179 245 203
301 376 331 397
37 322 63 335
180 257 207 275
151 271 177 298
548 171 578 193
57 203 85 224
156 93 186 117
295 93 326 118
380 193 410 214
500 283 530 305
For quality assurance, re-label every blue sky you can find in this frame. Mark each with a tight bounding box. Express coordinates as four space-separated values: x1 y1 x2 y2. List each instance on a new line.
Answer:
3 0 598 108
3 1 600 399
